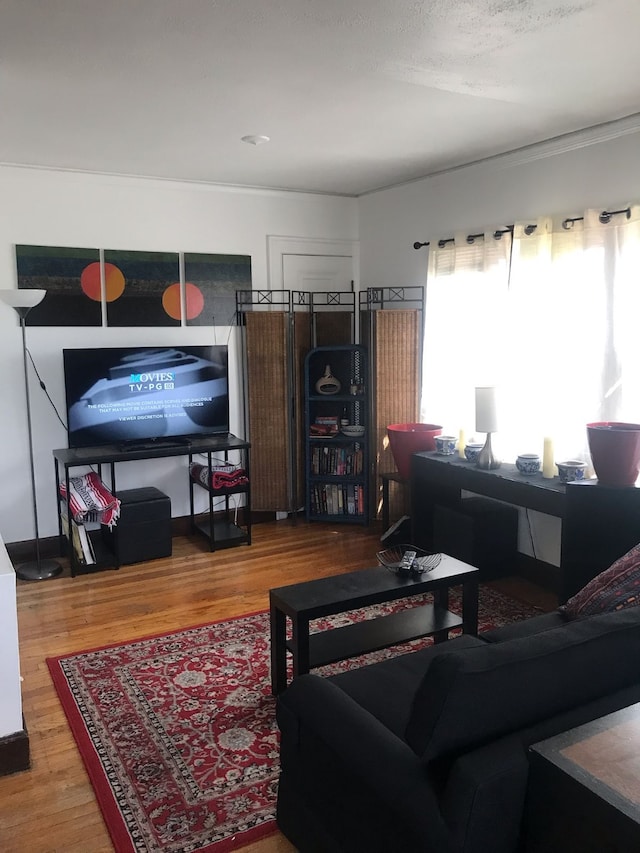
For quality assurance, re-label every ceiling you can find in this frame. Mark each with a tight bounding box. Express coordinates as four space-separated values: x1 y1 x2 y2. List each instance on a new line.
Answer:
2 0 640 197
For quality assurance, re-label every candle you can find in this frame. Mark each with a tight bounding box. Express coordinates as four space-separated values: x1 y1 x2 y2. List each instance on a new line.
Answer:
475 387 498 434
542 436 556 478
458 428 466 458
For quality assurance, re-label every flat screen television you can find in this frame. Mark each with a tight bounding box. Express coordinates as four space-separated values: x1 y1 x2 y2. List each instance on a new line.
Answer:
63 345 229 449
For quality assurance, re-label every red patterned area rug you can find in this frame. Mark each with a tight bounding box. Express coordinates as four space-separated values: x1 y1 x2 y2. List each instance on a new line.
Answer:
47 585 541 853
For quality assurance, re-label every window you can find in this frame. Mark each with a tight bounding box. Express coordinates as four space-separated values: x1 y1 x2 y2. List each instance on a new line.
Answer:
421 207 640 463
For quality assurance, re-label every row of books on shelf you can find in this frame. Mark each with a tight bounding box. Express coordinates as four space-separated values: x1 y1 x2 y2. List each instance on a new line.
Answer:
309 483 365 517
61 511 97 565
310 445 364 476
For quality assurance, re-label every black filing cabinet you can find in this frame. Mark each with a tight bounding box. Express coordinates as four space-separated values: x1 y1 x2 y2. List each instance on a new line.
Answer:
103 487 172 565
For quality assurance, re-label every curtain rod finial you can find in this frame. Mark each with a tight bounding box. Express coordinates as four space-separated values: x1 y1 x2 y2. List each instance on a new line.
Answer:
413 241 429 250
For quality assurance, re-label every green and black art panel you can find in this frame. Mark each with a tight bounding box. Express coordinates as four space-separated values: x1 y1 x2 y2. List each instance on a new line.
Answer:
184 253 252 327
104 250 181 327
16 245 102 326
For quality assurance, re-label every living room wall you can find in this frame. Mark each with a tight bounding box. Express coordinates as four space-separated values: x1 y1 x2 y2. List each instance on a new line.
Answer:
358 120 640 567
0 165 357 543
3 122 640 560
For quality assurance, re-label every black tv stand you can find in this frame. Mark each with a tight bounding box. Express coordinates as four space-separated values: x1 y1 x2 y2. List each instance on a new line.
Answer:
53 434 252 576
117 437 192 453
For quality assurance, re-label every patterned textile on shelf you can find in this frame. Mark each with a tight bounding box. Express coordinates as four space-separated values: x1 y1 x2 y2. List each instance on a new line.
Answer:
189 462 249 491
58 471 121 529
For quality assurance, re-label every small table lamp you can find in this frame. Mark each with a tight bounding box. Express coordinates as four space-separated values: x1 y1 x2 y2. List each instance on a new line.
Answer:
475 386 501 470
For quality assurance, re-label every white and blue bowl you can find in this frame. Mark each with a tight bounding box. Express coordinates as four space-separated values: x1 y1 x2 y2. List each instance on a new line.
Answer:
435 435 457 455
557 460 588 483
516 453 541 475
464 442 484 462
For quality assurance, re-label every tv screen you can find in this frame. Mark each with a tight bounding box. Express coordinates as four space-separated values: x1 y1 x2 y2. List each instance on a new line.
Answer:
63 345 229 449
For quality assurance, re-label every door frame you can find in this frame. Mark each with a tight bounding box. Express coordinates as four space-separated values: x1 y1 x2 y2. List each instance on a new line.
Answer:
266 235 360 292
265 236 360 520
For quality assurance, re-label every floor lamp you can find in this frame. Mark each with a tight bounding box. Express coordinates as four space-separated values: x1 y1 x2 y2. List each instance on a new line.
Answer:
0 289 62 581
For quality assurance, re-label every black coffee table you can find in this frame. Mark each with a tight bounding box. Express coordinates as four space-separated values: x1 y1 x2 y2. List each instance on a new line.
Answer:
269 554 479 694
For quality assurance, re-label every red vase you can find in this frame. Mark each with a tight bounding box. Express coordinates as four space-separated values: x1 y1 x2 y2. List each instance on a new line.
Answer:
387 423 443 479
587 422 640 487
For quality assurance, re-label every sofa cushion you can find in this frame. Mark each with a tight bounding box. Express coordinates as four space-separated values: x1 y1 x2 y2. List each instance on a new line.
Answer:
562 542 640 619
405 607 640 762
481 611 566 643
328 634 486 738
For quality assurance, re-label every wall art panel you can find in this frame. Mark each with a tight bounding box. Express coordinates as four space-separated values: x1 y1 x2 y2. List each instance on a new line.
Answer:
104 250 181 327
16 244 102 326
184 253 252 327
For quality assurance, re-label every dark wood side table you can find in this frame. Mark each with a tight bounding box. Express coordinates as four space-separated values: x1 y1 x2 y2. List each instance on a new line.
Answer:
526 703 640 852
410 451 640 602
269 554 479 695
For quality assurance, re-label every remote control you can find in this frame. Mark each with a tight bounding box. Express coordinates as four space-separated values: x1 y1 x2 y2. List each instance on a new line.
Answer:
399 550 417 571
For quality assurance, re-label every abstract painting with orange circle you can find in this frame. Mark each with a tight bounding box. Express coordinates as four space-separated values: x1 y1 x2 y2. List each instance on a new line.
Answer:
184 252 252 326
16 245 252 327
16 245 102 326
103 249 181 327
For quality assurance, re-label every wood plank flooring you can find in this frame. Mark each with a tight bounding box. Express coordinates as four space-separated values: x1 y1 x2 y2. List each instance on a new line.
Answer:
0 519 556 853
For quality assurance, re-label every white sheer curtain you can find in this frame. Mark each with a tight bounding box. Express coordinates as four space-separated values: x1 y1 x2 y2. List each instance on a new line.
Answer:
421 232 511 443
421 206 640 464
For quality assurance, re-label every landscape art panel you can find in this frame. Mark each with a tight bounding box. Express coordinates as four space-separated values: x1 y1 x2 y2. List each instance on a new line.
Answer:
16 245 102 326
183 253 252 327
104 250 181 327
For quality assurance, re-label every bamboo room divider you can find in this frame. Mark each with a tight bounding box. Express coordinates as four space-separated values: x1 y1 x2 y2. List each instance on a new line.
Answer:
244 311 292 512
240 292 355 516
361 289 424 525
241 289 422 523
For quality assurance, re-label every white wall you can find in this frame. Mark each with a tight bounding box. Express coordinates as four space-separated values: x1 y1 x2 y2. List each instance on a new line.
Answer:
0 533 22 737
359 127 640 293
359 126 640 565
0 166 358 542
3 126 640 560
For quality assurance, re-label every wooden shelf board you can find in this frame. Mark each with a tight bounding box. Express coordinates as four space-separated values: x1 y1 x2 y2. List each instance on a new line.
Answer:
286 604 462 669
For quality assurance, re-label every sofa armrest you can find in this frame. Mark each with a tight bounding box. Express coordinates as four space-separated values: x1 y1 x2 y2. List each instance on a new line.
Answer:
277 674 450 849
440 734 530 853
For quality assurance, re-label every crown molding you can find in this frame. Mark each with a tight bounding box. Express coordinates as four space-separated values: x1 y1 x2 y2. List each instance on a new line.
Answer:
361 112 640 197
0 162 356 200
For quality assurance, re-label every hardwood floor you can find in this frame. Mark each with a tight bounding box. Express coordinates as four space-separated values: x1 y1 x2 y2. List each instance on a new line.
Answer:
0 519 556 853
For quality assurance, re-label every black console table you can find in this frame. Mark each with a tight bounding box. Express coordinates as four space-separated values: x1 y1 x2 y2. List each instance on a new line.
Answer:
53 434 251 576
410 451 640 602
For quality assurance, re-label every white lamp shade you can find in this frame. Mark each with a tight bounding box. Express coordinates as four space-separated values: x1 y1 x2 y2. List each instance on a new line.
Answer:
0 288 47 309
475 386 499 433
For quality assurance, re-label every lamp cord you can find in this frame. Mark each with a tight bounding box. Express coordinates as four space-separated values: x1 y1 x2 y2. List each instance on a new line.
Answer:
525 508 537 560
26 347 68 431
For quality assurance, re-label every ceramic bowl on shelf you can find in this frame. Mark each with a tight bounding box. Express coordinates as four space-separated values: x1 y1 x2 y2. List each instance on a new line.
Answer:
435 435 457 455
464 442 484 462
557 460 588 484
341 425 365 438
516 453 541 475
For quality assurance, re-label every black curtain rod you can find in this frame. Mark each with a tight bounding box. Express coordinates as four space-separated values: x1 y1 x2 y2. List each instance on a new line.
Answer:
413 207 632 248
562 206 631 230
414 225 518 250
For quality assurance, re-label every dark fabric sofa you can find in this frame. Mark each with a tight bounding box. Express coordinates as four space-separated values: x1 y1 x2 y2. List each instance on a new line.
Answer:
276 606 640 853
